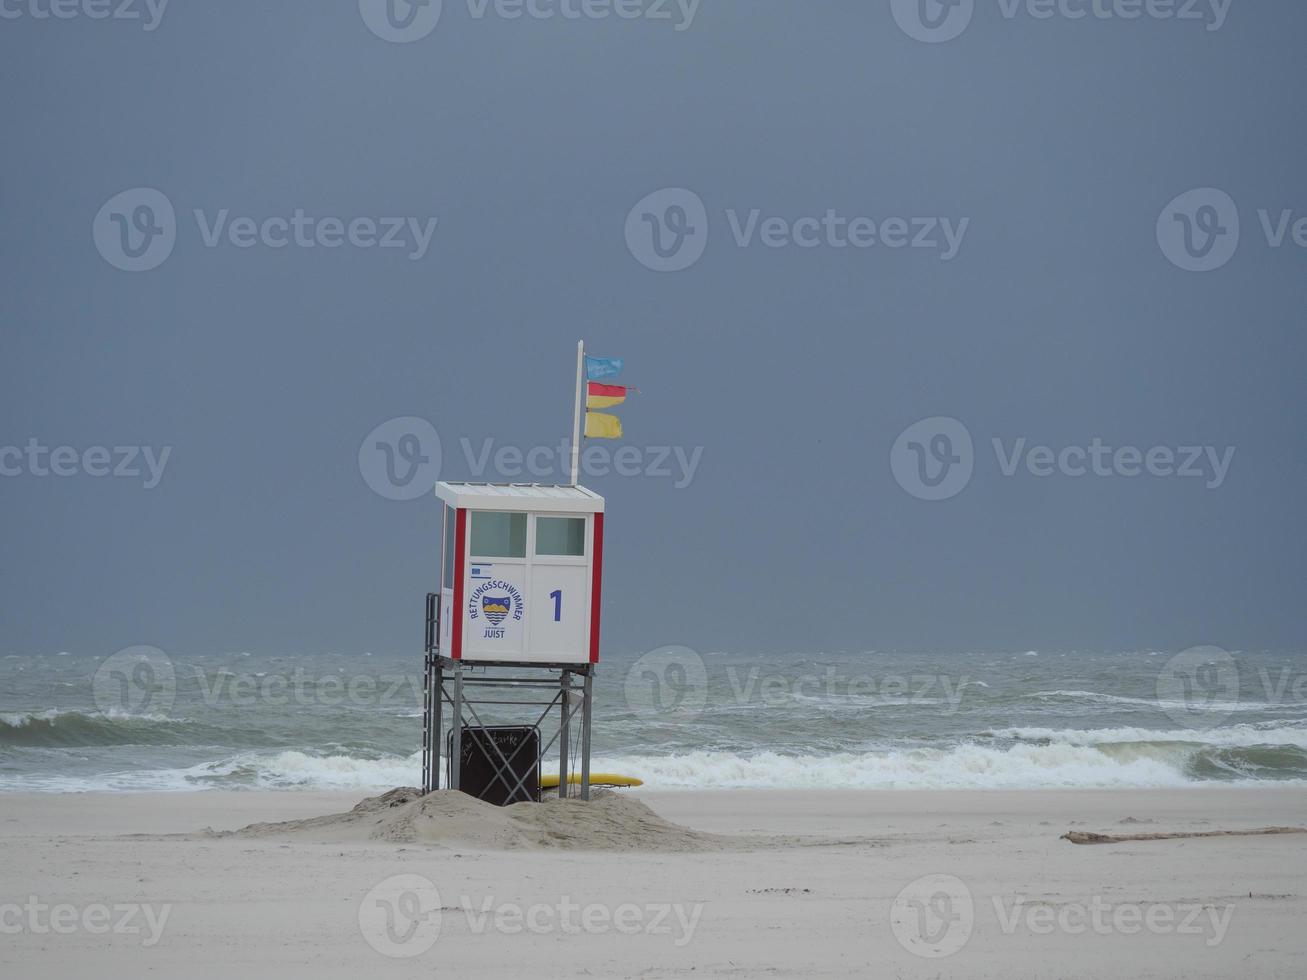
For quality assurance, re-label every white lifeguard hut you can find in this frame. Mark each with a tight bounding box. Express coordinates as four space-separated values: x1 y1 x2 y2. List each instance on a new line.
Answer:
434 483 605 665
422 482 605 802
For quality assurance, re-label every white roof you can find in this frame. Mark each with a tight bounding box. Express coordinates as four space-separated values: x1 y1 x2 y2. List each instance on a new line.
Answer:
434 482 604 514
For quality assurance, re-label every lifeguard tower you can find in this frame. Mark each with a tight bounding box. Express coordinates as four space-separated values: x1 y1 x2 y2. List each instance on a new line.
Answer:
422 482 605 803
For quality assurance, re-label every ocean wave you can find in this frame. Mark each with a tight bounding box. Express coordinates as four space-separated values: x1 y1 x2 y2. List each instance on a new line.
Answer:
5 736 1305 793
230 750 423 789
587 740 1307 790
986 722 1307 750
0 709 233 748
131 750 426 791
1020 690 1295 713
0 749 427 793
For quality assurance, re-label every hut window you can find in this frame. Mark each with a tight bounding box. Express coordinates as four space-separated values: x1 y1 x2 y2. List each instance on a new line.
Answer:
536 516 586 557
470 511 527 558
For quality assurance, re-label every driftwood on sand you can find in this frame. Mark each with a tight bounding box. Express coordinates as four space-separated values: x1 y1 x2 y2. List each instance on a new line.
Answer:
1062 826 1307 845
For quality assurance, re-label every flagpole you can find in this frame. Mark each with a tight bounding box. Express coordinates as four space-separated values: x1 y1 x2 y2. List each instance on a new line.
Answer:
570 339 584 486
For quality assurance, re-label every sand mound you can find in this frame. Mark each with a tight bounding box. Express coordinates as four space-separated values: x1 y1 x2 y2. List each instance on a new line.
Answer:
221 787 744 852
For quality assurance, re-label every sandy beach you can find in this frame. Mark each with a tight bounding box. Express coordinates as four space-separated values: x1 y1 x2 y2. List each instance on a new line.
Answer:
3 786 1305 978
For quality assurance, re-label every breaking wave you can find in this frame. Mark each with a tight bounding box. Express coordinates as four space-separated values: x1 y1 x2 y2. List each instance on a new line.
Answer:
0 710 234 748
593 737 1307 790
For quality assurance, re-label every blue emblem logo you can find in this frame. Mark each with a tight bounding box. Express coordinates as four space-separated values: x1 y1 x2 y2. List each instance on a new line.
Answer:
469 578 524 638
481 594 511 626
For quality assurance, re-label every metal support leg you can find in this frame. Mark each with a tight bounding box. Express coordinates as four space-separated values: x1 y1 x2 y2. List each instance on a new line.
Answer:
421 657 431 793
450 665 463 791
580 667 594 801
431 659 443 792
558 670 571 798
421 593 440 794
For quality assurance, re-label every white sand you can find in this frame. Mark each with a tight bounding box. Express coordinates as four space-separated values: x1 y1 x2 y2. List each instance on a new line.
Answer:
2 787 1305 978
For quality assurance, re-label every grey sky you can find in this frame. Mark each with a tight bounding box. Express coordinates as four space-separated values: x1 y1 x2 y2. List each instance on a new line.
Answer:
2 0 1303 658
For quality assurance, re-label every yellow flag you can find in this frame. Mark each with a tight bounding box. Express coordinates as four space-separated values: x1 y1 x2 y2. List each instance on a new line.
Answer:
585 412 623 439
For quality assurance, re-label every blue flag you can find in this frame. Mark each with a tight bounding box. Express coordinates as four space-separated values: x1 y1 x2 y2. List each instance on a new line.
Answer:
585 355 624 381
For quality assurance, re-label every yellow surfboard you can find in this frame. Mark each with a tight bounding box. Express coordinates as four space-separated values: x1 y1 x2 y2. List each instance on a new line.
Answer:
540 773 643 789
